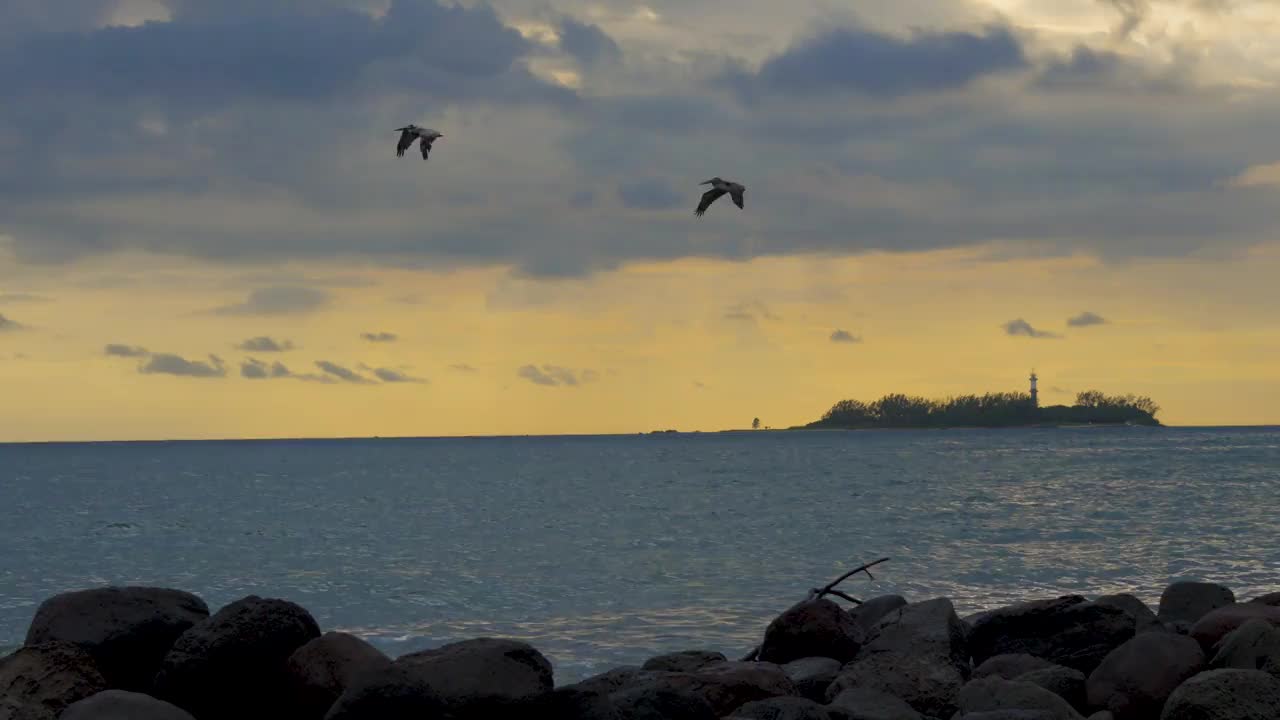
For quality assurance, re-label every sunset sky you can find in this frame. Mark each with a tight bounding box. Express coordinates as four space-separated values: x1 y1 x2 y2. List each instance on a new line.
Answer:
2 0 1280 441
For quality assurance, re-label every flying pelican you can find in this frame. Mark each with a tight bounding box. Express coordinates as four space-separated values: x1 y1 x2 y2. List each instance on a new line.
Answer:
394 124 444 161
694 177 745 217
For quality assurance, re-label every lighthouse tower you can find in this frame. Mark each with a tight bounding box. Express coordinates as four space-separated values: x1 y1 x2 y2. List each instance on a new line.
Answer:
1029 370 1039 408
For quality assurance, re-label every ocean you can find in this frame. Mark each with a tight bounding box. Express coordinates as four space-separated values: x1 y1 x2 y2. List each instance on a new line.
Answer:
1 426 1277 683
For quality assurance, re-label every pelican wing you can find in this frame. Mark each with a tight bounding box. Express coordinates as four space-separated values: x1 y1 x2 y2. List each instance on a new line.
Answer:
695 187 727 216
396 129 416 157
729 186 745 209
419 135 435 160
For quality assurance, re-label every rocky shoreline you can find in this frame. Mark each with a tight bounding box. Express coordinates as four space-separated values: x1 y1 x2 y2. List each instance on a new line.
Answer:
2 580 1279 719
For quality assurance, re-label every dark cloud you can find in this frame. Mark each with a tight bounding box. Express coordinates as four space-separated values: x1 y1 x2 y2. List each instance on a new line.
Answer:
139 353 226 377
556 15 621 66
240 358 292 379
360 332 398 343
236 336 294 352
372 367 426 383
1003 318 1061 339
1034 46 1183 93
0 292 48 303
315 360 375 384
517 364 595 387
1067 311 1108 327
1101 0 1148 37
617 178 684 210
830 329 861 344
0 313 23 331
104 343 148 357
211 287 330 316
727 23 1027 98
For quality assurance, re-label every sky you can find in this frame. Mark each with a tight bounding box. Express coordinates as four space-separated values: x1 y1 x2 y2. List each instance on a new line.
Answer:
1 0 1279 441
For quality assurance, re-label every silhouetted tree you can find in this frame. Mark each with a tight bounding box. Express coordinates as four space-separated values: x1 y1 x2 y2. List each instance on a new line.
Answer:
752 417 761 429
807 388 1158 429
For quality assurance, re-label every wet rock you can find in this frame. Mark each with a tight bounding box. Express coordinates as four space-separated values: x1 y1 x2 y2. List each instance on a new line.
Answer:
152 595 321 720
967 596 1135 674
860 598 970 676
782 657 841 702
955 677 1085 720
61 689 197 720
851 596 909 638
285 632 391 720
609 683 717 720
1093 594 1163 634
23 586 208 692
827 651 965 718
725 696 835 719
973 655 1059 680
642 650 726 673
1084 631 1204 720
1158 668 1280 720
1017 666 1086 713
1247 592 1280 607
0 641 107 717
394 637 554 714
1208 618 1280 671
760 599 863 665
827 686 923 720
1157 583 1236 627
1189 603 1280 652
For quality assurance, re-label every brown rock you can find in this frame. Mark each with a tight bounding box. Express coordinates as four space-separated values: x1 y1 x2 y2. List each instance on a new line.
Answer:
1085 631 1204 720
1159 668 1280 720
759 599 863 665
1189 603 1280 652
1157 582 1236 626
0 641 107 717
285 632 391 720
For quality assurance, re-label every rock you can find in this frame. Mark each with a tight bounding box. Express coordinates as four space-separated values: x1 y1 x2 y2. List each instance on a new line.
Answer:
528 686 621 719
1085 712 1114 720
323 662 446 720
608 683 717 720
725 696 835 719
1157 583 1236 626
759 599 863 665
851 596 909 638
1158 668 1280 720
827 651 965 718
642 650 726 673
1189 603 1280 652
1247 592 1280 607
1094 594 1163 634
152 595 321 720
0 698 56 720
1164 621 1192 636
860 598 970 676
967 596 1136 674
564 666 649 696
951 713 1057 720
393 637 554 713
1208 618 1280 671
668 661 797 716
974 655 1059 681
0 641 107 717
61 690 197 720
1085 632 1204 720
955 677 1085 720
828 687 923 720
285 632 391 720
1017 666 1086 713
23 586 208 692
782 657 842 702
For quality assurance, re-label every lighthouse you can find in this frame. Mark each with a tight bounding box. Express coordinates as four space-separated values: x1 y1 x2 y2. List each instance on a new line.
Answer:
1029 370 1039 408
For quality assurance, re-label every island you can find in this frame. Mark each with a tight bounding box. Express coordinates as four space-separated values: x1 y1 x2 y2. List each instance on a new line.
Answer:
801 390 1161 430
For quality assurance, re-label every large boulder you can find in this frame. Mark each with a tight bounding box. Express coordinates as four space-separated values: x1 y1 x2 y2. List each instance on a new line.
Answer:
967 596 1136 674
826 651 965 718
651 661 796 717
1094 594 1163 634
152 595 321 720
1018 666 1086 713
564 666 650 695
0 698 56 720
1188 603 1280 652
1085 632 1204 720
759 599 863 665
859 598 969 676
527 686 621 719
23 586 209 692
974 654 1059 680
392 637 554 714
1208 618 1280 671
955 677 1085 720
0 641 107 717
724 696 835 719
951 713 1058 720
642 650 726 673
781 657 841 702
285 632 391 720
827 687 923 720
1247 592 1280 607
1158 668 1280 720
608 683 717 720
323 663 446 720
61 690 197 720
850 596 909 638
1157 583 1236 627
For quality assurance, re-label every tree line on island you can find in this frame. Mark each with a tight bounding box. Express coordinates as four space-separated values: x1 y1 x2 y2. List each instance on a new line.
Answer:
802 390 1161 429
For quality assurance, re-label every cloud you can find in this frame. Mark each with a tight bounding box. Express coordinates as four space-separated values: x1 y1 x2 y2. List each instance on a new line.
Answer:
1229 162 1280 188
617 178 684 210
830 329 862 344
360 332 398 343
723 301 780 323
0 293 48 303
517 364 596 387
0 313 23 331
450 363 478 372
104 344 149 357
211 287 330 316
372 367 427 384
1067 311 1108 327
240 357 334 383
556 16 621 66
1003 318 1062 339
1034 46 1184 93
315 360 375 384
139 353 226 377
236 336 294 352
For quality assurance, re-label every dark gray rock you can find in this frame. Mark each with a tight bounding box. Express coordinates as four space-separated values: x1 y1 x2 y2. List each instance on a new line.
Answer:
1085 632 1204 720
1017 666 1086 713
393 637 554 714
725 696 835 719
609 683 717 720
0 698 55 720
973 655 1058 681
564 666 650 696
782 657 842 702
285 631 391 720
152 595 321 720
642 650 726 673
860 598 970 677
660 661 797 716
760 599 863 665
828 687 923 720
1157 583 1236 627
827 652 965 719
967 596 1135 674
61 690 196 720
1159 668 1280 720
528 686 621 719
1247 592 1280 607
0 641 107 718
1208 618 1280 671
322 663 446 720
951 713 1057 720
1189 603 1280 652
851 596 909 638
23 586 208 692
955 677 1084 720
1094 594 1163 634
1085 712 1114 720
